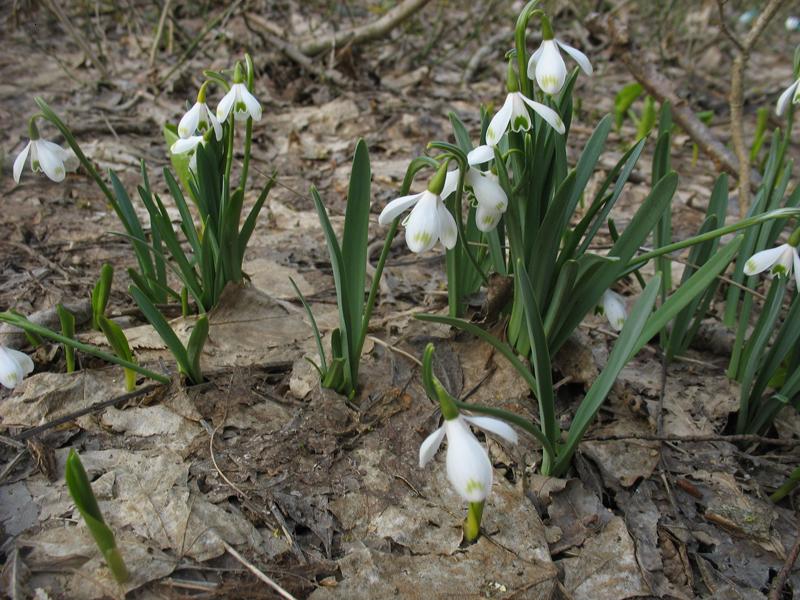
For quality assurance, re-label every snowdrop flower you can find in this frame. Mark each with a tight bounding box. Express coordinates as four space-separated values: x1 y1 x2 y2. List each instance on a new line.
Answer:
178 83 222 140
527 17 593 96
743 242 800 289
776 77 800 116
378 164 457 253
441 162 508 233
170 135 205 173
484 91 565 146
600 290 627 331
0 346 34 389
13 118 72 184
786 16 800 32
216 63 262 123
419 412 517 503
738 9 758 27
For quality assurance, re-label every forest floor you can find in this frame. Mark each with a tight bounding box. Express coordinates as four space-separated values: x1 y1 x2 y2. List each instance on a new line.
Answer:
1 1 800 598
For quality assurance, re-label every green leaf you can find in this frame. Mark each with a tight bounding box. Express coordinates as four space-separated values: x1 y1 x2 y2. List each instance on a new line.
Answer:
164 123 195 202
57 304 76 373
186 316 208 385
91 264 114 331
614 82 644 129
552 274 661 476
290 277 327 374
98 316 134 363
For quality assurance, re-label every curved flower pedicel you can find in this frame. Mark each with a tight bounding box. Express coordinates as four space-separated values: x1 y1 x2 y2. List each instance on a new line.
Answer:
378 165 457 253
0 346 34 389
527 17 593 96
419 413 518 503
743 243 800 289
777 77 800 116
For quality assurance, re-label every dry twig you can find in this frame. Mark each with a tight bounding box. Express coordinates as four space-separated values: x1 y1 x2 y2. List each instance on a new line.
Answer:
222 541 298 600
769 525 800 600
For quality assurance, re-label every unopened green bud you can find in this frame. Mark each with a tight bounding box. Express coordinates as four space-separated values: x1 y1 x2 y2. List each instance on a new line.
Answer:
28 116 41 140
789 226 800 248
463 501 484 543
435 380 460 420
233 62 244 84
197 81 209 103
427 162 449 195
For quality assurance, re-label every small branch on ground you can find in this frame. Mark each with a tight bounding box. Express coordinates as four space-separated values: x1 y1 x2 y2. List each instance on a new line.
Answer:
591 13 762 192
719 0 786 217
584 432 799 447
296 0 433 57
769 524 800 600
40 0 110 80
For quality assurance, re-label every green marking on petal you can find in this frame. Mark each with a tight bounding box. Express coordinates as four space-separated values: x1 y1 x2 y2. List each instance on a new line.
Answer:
413 232 433 245
32 160 41 171
465 479 485 494
482 215 495 226
772 264 788 275
235 101 247 112
541 75 558 90
746 259 757 272
512 116 530 131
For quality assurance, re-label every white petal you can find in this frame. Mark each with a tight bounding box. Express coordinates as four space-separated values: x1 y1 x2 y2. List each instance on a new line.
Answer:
467 144 495 166
441 169 460 199
794 248 800 290
35 140 66 182
463 415 518 444
508 94 532 133
240 86 262 121
216 88 237 122
602 290 627 331
774 245 794 274
378 192 421 225
526 44 544 80
207 106 223 141
437 199 458 250
556 39 593 75
467 169 507 213
776 80 800 116
475 202 503 232
171 136 202 155
535 40 567 95
5 348 34 376
445 418 493 502
178 102 202 138
60 147 79 172
0 347 27 389
743 245 788 276
519 95 566 134
486 94 514 146
419 426 445 467
404 191 440 253
13 141 31 183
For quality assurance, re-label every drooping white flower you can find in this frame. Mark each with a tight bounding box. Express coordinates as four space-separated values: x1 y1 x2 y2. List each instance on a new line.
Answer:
170 135 205 172
0 346 34 389
13 138 72 183
743 243 800 289
440 162 508 233
777 78 800 116
217 83 262 123
528 37 593 96
419 414 517 502
179 100 222 140
379 189 457 253
786 16 800 31
482 92 565 147
601 290 627 331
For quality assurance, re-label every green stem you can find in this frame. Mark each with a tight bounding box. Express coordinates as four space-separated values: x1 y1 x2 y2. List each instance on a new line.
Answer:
629 208 800 267
514 2 543 99
463 501 484 543
0 312 170 384
123 368 137 392
770 465 800 503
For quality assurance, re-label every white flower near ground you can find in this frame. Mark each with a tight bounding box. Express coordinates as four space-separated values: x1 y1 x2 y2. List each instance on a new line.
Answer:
743 243 800 289
419 414 517 502
378 189 457 253
216 83 262 122
13 139 72 183
178 101 222 140
786 16 800 31
0 346 34 389
528 39 593 96
776 78 800 116
601 290 627 331
170 135 205 172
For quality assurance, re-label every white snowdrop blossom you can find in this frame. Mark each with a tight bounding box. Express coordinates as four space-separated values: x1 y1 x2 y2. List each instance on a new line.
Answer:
379 189 457 253
419 414 517 502
776 77 800 116
178 100 222 140
743 243 800 289
786 16 800 31
13 138 72 183
217 83 262 123
441 165 508 233
170 135 205 172
482 92 565 147
528 36 592 96
601 290 627 331
0 346 34 389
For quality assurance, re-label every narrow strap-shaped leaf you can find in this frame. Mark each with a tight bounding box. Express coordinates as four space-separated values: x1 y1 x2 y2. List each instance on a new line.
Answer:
91 264 114 331
448 112 473 154
238 172 276 255
130 285 191 376
98 316 134 362
563 115 613 229
552 274 661 476
290 277 328 374
186 316 208 385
